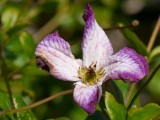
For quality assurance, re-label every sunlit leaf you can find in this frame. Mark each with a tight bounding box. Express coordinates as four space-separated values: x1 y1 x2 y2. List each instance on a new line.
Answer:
1 6 20 31
0 91 37 120
105 92 127 120
4 32 35 67
114 80 130 99
128 103 160 120
149 46 160 61
147 68 160 97
105 80 124 104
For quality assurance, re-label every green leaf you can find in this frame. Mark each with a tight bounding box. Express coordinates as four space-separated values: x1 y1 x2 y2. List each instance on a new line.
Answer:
121 28 148 56
19 32 35 57
128 103 160 120
13 95 37 120
147 68 160 97
105 92 127 120
105 80 124 104
149 46 160 61
0 91 37 120
1 6 20 31
114 80 130 100
4 32 35 67
7 24 28 36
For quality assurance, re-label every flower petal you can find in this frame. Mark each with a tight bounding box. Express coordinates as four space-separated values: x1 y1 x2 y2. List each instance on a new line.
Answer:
104 47 149 82
82 4 113 68
73 82 102 114
35 32 81 81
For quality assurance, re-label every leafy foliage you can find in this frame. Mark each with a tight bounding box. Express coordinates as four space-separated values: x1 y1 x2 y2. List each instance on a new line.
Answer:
128 103 160 120
0 0 160 119
105 92 127 120
0 91 37 120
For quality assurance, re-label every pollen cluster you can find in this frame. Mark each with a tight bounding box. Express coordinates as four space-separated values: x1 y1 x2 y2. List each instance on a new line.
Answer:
78 63 105 85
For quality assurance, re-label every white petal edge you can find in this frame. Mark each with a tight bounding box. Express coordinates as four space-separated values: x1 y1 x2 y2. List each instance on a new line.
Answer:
35 32 81 81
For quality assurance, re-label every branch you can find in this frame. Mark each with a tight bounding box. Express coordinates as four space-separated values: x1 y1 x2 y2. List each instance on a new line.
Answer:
0 89 73 116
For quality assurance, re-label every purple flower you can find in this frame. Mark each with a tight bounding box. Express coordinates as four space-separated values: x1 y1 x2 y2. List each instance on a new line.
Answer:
35 4 149 114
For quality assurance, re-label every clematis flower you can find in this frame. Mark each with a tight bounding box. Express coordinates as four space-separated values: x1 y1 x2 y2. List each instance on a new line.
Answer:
35 4 149 114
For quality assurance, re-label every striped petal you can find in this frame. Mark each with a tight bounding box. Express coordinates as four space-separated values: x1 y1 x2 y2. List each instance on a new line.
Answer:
73 82 102 114
104 47 149 82
35 32 81 81
82 4 113 68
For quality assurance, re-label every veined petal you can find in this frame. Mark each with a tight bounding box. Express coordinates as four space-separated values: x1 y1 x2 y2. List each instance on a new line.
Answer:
104 47 149 82
82 4 113 68
73 82 102 114
35 32 81 81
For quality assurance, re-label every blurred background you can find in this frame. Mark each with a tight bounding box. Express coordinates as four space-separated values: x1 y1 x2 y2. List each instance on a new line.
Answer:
0 0 160 119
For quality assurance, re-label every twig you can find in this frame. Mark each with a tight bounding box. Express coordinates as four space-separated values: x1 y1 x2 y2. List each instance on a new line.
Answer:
0 89 73 116
147 16 160 52
33 1 69 42
104 20 139 31
0 36 17 119
127 64 160 110
124 83 136 106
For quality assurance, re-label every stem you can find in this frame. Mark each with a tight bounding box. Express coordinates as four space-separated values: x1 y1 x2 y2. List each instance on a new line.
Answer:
33 1 69 42
104 20 139 31
124 83 136 106
147 16 160 52
127 64 160 110
0 89 73 116
0 38 17 119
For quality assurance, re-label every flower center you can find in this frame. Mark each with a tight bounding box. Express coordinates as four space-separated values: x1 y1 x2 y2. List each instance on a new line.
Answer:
78 63 105 85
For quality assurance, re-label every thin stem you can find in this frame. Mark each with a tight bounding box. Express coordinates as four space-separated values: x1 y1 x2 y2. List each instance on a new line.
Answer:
33 1 69 42
0 38 17 119
104 20 139 31
147 16 160 52
127 64 160 110
0 89 73 116
124 83 136 106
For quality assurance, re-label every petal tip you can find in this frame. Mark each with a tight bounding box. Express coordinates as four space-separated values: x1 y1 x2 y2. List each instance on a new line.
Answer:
105 47 149 83
73 84 102 115
83 4 94 21
47 31 59 38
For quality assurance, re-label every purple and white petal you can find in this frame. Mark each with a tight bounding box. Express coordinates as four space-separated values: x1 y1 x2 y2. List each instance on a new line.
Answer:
35 32 81 81
82 4 113 68
73 82 102 114
104 47 149 83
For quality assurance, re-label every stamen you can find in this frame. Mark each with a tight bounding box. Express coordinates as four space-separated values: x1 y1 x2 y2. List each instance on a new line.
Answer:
78 62 105 85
